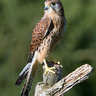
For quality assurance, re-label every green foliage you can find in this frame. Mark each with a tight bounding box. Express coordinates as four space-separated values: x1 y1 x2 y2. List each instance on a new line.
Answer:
0 0 96 96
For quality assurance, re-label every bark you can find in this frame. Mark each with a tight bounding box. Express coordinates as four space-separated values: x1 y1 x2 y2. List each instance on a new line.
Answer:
34 61 93 96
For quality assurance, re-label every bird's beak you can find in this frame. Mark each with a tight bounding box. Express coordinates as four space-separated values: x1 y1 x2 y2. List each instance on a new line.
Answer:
44 5 49 10
44 6 48 10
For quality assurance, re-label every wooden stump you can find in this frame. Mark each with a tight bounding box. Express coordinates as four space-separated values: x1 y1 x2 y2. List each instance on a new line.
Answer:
34 61 93 96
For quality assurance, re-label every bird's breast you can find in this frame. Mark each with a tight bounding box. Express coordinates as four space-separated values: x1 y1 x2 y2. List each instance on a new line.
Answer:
36 30 62 64
36 17 64 64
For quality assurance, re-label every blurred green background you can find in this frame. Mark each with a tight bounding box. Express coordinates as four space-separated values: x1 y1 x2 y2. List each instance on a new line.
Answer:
0 0 96 96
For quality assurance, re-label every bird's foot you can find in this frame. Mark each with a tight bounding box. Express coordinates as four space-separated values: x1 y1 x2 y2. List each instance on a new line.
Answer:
43 59 55 75
56 61 63 68
48 56 63 68
44 66 55 75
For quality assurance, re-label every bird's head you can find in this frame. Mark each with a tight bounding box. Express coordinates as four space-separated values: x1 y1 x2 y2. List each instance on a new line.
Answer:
44 0 64 16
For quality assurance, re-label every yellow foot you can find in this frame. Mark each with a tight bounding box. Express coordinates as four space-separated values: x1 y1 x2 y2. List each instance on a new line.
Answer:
44 59 55 75
57 62 63 68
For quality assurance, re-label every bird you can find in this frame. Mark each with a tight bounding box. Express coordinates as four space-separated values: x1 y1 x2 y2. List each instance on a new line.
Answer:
15 0 67 96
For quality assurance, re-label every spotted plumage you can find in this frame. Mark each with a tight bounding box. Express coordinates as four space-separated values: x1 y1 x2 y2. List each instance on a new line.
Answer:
28 18 53 62
15 0 66 96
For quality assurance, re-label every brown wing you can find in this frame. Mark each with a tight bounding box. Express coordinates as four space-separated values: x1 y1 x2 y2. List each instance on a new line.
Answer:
28 18 54 63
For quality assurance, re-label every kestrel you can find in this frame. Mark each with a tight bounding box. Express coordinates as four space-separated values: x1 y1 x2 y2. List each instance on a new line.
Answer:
15 0 66 96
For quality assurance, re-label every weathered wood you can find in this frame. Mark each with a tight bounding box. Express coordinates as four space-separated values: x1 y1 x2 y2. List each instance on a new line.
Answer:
34 63 93 96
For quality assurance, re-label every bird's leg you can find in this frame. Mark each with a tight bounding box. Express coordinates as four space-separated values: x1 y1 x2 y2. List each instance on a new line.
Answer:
43 59 55 75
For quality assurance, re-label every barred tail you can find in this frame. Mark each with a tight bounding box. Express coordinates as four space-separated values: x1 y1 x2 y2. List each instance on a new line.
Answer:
15 63 31 86
15 51 38 96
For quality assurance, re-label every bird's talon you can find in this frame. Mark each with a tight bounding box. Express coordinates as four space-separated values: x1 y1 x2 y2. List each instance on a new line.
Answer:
44 59 55 75
49 66 55 70
57 61 63 68
44 66 55 75
60 65 63 68
57 62 60 64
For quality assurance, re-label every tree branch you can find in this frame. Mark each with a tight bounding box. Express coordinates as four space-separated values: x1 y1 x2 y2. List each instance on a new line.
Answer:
34 62 93 96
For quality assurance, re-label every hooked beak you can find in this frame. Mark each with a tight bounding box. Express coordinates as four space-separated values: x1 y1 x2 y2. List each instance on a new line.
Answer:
44 5 49 10
44 6 49 10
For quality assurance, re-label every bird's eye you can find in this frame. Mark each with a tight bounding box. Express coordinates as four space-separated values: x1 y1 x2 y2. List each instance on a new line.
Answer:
51 2 56 6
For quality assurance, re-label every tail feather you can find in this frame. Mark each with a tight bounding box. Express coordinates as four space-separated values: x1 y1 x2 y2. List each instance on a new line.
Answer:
20 52 38 96
21 67 34 96
15 63 31 86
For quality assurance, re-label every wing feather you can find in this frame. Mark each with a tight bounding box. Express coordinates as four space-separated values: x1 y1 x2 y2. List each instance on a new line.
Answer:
15 17 54 96
28 17 54 63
